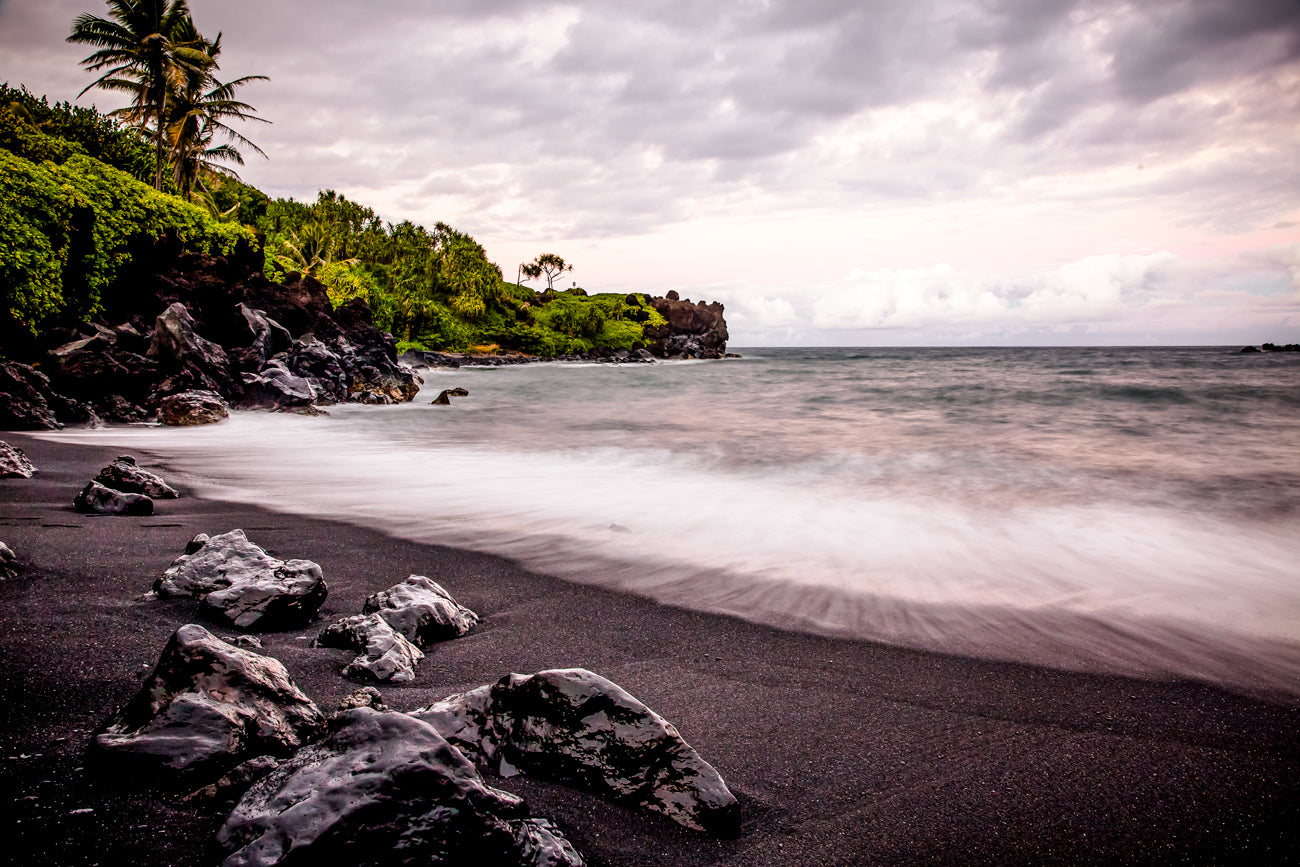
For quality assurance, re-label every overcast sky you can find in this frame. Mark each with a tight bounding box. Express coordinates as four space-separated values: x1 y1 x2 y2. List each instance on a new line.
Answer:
2 0 1298 345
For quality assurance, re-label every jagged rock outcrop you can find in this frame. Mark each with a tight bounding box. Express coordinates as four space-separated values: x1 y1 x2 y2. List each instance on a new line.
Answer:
217 708 584 867
240 272 333 339
0 361 94 429
155 530 328 631
0 441 37 478
239 361 317 411
45 326 157 422
412 668 740 835
159 389 229 426
311 299 422 404
94 455 179 498
314 614 425 683
362 575 479 647
148 302 235 397
74 480 153 516
645 294 729 359
337 687 387 713
91 625 327 781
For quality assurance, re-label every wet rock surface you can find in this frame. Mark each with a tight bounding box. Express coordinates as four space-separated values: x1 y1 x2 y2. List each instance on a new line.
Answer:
155 530 328 631
217 708 584 867
94 455 179 498
148 302 235 397
362 575 479 646
91 625 326 781
314 613 425 683
74 480 154 516
158 390 229 426
413 668 740 835
0 441 38 478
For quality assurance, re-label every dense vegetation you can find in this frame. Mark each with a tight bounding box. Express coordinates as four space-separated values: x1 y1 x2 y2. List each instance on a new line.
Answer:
1 1 670 357
0 85 664 355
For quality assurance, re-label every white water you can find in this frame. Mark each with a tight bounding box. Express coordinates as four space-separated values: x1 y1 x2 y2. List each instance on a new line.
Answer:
38 348 1300 697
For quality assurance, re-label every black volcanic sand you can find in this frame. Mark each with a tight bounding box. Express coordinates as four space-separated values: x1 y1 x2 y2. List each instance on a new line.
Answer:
1 433 1298 867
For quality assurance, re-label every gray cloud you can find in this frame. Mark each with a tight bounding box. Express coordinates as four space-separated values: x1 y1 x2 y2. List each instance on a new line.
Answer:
2 0 1297 241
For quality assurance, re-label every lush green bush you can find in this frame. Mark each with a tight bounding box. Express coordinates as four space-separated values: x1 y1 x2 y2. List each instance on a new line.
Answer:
0 149 252 335
1 83 155 183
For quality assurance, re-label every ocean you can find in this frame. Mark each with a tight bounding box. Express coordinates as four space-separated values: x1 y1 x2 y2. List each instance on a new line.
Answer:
41 346 1300 697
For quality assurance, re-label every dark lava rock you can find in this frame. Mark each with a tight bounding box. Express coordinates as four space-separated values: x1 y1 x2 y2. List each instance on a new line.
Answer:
0 541 17 579
158 389 229 426
74 480 154 516
94 455 179 498
362 575 479 647
185 755 283 804
311 299 422 404
148 302 234 397
91 624 326 782
217 708 584 867
412 668 740 835
282 337 348 404
239 361 317 411
1240 346 1261 353
155 530 328 631
241 272 333 339
0 361 63 429
432 386 470 405
314 614 424 683
646 295 729 359
231 305 293 372
0 441 37 478
45 328 156 422
337 687 387 713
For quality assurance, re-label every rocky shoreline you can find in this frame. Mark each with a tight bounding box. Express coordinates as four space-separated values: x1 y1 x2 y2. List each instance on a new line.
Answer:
1 244 733 431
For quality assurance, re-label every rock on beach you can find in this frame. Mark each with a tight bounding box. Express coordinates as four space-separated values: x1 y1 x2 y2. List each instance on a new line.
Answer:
217 707 584 867
155 530 328 631
413 667 740 835
91 624 326 781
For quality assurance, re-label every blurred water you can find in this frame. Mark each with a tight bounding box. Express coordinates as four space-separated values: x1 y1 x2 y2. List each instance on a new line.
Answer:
42 347 1300 697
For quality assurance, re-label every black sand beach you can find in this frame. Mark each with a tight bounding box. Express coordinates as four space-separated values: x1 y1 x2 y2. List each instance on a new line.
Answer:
2 432 1298 866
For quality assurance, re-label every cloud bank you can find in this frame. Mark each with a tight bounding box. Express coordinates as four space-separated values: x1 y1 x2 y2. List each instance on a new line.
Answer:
1 0 1297 344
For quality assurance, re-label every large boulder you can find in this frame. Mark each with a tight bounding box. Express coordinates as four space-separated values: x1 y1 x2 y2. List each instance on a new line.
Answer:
314 614 425 683
94 455 179 498
228 305 293 373
282 337 349 404
217 708 584 867
92 625 327 781
74 480 153 516
158 390 229 426
362 575 479 647
0 441 37 478
155 530 328 631
148 302 234 396
412 668 740 835
239 361 317 411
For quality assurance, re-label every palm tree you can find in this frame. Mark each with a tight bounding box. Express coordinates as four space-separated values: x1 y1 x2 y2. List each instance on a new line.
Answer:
163 28 268 199
68 0 204 190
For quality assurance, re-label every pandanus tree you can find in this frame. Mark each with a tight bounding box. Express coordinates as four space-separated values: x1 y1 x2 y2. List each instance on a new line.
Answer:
521 253 574 289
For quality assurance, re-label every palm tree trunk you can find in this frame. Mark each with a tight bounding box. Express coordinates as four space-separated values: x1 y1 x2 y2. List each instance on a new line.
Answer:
153 86 166 190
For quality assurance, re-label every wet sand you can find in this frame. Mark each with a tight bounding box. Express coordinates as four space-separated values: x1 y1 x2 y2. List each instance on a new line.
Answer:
1 432 1297 866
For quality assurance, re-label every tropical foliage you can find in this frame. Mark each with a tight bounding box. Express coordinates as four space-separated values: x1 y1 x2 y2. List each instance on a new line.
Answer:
67 0 267 199
0 147 251 335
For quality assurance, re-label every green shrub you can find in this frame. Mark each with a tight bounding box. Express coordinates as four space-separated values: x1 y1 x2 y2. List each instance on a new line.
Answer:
0 149 252 335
